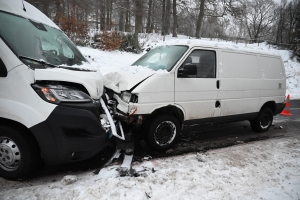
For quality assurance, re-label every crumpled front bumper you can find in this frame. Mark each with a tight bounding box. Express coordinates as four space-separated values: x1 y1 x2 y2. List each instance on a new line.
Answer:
29 102 109 165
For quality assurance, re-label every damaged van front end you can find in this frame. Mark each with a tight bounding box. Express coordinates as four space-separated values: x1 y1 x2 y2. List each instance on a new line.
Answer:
101 71 155 129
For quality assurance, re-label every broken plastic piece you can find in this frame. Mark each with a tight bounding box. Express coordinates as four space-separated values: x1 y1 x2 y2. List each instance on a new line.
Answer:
94 130 135 177
100 98 125 140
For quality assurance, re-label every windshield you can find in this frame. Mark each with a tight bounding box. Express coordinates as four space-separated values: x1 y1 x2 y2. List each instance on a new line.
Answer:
132 45 188 71
0 11 87 69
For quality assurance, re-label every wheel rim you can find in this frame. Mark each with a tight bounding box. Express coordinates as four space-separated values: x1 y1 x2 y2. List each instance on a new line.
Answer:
0 137 21 171
260 112 271 129
154 121 176 146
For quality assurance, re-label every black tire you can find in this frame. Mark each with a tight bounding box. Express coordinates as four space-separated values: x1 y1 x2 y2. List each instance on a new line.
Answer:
0 126 40 180
146 115 180 151
250 107 273 133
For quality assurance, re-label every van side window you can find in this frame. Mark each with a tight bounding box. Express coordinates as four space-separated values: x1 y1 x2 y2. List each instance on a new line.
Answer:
181 50 216 78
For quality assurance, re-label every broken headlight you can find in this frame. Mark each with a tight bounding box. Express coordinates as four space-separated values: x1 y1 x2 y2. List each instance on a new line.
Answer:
32 84 92 104
121 91 138 103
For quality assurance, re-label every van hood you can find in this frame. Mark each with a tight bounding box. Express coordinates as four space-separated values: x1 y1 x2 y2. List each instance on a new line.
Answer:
103 71 154 93
35 68 103 99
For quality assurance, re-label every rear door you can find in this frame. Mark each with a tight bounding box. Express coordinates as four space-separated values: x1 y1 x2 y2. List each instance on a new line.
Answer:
174 47 219 124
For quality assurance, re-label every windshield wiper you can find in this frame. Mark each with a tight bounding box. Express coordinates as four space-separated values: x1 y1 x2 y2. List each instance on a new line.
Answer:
19 55 95 72
19 55 58 68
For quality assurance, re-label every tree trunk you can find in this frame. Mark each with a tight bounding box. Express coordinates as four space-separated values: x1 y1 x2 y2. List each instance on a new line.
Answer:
146 0 153 33
41 0 50 17
195 0 205 38
162 0 166 35
54 0 63 25
106 0 110 30
172 0 177 37
134 0 143 33
165 0 171 34
100 0 106 31
95 0 99 30
125 0 131 32
119 6 124 31
110 0 113 30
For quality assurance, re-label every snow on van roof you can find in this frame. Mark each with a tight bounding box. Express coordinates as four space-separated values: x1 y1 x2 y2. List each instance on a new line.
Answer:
0 0 60 29
154 38 280 57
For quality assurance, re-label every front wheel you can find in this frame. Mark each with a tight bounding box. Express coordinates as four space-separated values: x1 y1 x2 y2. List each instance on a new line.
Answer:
146 115 180 151
250 107 273 133
0 126 40 180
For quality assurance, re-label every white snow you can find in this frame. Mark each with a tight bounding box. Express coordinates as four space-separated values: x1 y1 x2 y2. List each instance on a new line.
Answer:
1 137 300 199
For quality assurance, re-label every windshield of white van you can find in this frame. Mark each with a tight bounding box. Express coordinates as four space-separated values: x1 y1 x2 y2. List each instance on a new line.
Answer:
0 11 88 69
132 46 188 71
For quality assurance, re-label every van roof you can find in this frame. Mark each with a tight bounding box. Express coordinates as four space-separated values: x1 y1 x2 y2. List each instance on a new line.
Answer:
159 39 281 58
0 0 60 30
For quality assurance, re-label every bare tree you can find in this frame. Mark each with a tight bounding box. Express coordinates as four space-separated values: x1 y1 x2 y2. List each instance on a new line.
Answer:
100 0 106 30
286 0 299 43
165 0 171 34
244 0 276 42
172 0 178 37
195 0 205 38
134 0 143 33
146 0 153 33
125 0 131 32
162 0 166 35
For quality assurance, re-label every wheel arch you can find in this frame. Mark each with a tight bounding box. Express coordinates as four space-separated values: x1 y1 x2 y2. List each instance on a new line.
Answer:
151 105 185 124
0 117 41 155
260 101 276 115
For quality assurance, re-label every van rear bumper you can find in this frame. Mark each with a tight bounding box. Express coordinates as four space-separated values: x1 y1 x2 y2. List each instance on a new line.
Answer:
275 103 286 115
30 105 109 165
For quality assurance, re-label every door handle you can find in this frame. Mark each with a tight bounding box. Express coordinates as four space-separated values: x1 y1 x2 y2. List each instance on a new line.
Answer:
216 80 220 89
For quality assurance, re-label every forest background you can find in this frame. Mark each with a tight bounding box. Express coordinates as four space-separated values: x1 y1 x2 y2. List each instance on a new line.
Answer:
26 0 300 58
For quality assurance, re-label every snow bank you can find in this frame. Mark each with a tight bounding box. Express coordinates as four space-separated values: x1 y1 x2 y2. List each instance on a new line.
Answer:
1 137 299 199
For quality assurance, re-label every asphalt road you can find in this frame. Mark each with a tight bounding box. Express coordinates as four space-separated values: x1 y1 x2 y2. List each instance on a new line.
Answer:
30 100 300 179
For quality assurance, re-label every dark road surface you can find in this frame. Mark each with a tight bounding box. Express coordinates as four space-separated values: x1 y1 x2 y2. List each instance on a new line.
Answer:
32 100 300 179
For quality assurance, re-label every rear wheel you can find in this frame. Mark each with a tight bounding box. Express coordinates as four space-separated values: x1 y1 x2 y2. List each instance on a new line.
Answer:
146 115 180 151
250 107 273 133
0 126 40 180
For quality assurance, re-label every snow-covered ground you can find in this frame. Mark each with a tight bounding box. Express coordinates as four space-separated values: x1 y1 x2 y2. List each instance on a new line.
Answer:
79 34 300 99
1 137 300 200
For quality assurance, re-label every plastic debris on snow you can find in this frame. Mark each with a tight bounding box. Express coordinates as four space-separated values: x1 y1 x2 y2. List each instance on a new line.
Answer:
61 175 78 185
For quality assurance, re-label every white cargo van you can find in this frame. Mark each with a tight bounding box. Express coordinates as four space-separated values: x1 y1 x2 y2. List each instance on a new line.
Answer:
0 0 112 180
103 44 286 151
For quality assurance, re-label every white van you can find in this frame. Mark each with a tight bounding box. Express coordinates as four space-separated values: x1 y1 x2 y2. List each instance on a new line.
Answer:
103 44 286 151
0 1 111 180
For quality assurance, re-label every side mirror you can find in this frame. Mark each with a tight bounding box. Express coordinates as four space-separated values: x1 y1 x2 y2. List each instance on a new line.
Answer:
178 63 197 77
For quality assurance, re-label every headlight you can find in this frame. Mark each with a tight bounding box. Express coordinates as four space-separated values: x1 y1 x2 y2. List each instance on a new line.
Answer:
32 84 92 104
121 91 138 103
121 91 132 103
